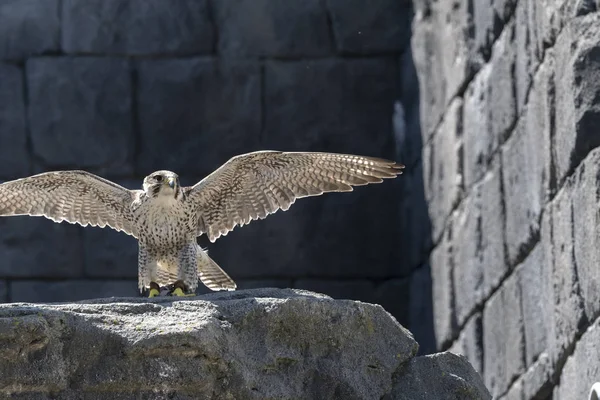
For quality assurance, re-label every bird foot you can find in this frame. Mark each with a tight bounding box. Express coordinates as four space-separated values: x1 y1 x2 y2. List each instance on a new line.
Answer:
147 282 161 298
170 287 195 297
169 280 195 297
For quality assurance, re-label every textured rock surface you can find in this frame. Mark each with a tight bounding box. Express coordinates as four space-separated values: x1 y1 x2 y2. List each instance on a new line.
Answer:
412 0 600 398
0 289 490 399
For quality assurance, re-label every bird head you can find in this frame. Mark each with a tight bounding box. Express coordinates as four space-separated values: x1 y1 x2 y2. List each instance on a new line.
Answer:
143 171 181 198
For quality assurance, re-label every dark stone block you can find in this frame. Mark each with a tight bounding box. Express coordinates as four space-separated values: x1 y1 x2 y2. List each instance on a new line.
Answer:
398 49 423 167
0 280 6 303
0 63 29 180
10 279 138 302
326 0 411 54
27 57 134 176
62 0 213 55
0 0 60 60
264 58 397 157
136 57 261 177
83 228 138 279
213 0 332 58
0 217 84 278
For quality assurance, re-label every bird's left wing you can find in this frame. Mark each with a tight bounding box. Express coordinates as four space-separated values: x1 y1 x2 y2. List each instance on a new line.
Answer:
186 151 404 242
0 170 140 237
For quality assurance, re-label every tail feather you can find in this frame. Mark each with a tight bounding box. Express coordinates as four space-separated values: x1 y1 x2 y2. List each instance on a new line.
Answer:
197 247 237 291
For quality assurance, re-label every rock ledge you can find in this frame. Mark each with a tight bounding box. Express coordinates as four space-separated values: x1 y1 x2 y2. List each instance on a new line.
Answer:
0 288 490 399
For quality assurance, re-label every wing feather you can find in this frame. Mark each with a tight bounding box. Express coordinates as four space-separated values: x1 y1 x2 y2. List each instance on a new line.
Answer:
0 170 139 237
186 151 404 242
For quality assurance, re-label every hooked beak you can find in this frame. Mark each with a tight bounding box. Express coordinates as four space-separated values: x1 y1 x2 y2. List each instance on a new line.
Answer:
167 177 175 189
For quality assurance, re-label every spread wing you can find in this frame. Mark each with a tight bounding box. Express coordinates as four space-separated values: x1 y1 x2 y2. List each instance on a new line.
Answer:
186 151 404 242
0 170 139 237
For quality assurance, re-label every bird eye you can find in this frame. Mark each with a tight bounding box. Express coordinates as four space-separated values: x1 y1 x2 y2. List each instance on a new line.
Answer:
154 175 163 182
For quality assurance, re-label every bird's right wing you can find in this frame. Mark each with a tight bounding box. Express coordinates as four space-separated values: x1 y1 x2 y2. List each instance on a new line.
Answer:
0 170 139 237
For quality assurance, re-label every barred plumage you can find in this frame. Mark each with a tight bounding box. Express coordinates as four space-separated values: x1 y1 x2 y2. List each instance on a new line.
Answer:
0 151 403 296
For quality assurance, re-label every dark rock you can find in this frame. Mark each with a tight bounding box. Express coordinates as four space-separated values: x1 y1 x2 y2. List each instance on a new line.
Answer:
213 0 332 58
391 352 491 400
136 57 261 177
326 0 411 54
62 0 213 55
26 57 134 175
0 0 60 61
408 266 436 355
83 228 138 279
0 63 29 180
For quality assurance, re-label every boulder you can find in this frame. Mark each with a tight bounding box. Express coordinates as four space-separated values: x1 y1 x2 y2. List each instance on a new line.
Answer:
0 288 490 399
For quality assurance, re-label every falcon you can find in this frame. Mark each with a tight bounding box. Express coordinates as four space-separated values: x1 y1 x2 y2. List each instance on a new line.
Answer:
0 151 403 297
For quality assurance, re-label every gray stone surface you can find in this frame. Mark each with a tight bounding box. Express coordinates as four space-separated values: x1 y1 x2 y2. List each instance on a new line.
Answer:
488 21 517 148
213 0 332 58
514 0 541 115
463 64 493 189
516 245 547 366
453 196 483 328
136 57 261 177
554 318 600 400
27 57 134 175
0 0 59 60
264 57 398 156
501 108 545 266
10 279 138 303
573 148 600 323
391 352 491 400
0 218 83 278
326 0 411 54
483 271 525 399
454 154 505 325
549 178 587 365
411 0 478 138
473 0 499 60
430 225 456 349
554 13 600 185
423 98 463 242
62 0 214 55
449 312 483 375
0 63 29 180
0 289 428 399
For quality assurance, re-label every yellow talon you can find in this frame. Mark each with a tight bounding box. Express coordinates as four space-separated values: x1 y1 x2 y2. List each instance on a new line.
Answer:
148 288 160 298
171 288 195 297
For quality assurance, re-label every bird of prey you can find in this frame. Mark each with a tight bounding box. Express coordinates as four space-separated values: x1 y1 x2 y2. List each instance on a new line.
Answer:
0 151 404 297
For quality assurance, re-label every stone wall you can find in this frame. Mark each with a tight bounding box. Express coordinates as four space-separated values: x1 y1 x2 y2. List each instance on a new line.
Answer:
0 0 434 349
412 0 600 398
